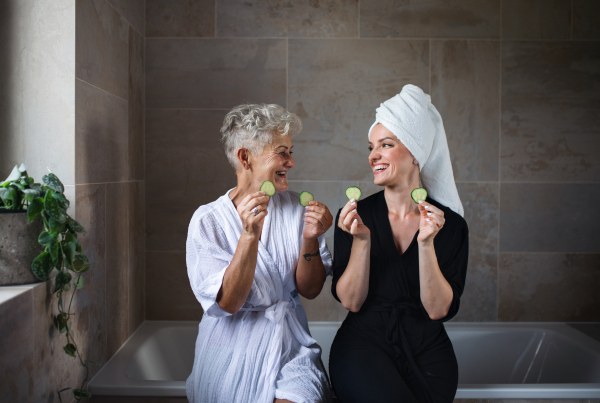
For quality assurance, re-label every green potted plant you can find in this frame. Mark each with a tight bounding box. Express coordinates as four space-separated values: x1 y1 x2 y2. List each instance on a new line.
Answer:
0 164 97 401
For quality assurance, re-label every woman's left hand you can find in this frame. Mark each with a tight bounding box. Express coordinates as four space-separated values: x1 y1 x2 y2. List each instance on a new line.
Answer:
417 201 445 245
303 201 333 240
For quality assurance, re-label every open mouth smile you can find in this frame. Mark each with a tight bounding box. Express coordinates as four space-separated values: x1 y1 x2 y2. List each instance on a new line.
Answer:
275 170 287 178
373 164 389 175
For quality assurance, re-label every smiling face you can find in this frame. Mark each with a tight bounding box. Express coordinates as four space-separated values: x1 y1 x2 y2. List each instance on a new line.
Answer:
249 135 295 193
368 123 418 187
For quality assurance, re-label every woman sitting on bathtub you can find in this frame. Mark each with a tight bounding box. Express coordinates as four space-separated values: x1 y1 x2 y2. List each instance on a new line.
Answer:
185 104 333 403
329 85 469 403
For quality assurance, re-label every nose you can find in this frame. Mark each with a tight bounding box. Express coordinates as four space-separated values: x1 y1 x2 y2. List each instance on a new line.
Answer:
286 154 295 169
369 148 380 165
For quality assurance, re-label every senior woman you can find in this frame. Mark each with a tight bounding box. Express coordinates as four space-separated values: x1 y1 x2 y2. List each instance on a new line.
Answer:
186 104 334 403
329 85 469 403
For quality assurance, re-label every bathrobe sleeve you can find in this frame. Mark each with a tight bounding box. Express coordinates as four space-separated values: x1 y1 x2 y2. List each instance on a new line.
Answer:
186 209 234 318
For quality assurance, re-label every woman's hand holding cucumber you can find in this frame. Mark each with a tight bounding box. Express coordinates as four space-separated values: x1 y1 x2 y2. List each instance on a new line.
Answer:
237 191 270 239
416 200 445 245
303 201 333 240
338 199 370 240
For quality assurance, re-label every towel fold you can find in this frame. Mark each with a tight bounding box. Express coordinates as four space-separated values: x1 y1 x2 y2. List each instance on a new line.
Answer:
368 84 464 217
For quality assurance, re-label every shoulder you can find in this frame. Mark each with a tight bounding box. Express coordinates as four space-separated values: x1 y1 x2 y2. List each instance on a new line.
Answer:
428 197 468 237
188 195 229 238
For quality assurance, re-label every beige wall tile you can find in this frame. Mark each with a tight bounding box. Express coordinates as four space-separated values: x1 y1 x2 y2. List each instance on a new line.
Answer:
146 0 215 38
76 79 129 184
573 0 600 40
500 183 600 253
431 40 501 182
145 38 286 109
502 0 571 40
0 289 33 402
450 252 497 322
129 181 145 332
145 109 236 251
301 276 349 321
501 41 600 182
106 182 130 357
76 0 129 100
129 26 145 181
107 0 145 34
498 253 600 322
360 0 500 38
217 0 359 38
146 251 203 320
288 39 429 181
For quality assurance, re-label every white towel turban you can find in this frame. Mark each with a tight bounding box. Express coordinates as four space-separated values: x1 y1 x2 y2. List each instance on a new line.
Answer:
368 84 464 217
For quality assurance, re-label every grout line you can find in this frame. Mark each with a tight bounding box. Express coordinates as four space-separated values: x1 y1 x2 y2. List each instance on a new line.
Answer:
429 39 432 92
497 20 502 323
500 0 503 41
145 107 232 111
76 78 128 102
104 183 107 361
286 38 289 109
143 6 147 323
214 0 218 37
144 36 502 41
104 0 144 37
76 180 144 186
357 0 360 37
571 0 574 40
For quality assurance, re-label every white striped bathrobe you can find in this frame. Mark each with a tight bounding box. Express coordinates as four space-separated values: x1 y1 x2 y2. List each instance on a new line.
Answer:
186 189 332 403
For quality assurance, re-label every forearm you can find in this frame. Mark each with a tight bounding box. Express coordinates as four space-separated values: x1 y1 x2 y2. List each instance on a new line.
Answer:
296 237 326 300
335 237 371 312
418 242 453 320
217 233 259 314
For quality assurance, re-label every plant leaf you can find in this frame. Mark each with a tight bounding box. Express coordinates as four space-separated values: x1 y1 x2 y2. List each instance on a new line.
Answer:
2 186 19 209
18 163 27 173
72 389 92 398
38 231 56 246
66 216 85 233
42 173 64 193
51 191 69 209
44 190 64 222
11 182 25 191
54 272 72 294
31 251 53 281
4 165 21 182
74 274 84 289
49 239 60 262
62 241 76 266
49 217 65 235
63 343 77 357
71 256 91 273
64 232 77 246
55 313 68 333
27 197 44 222
22 188 41 202
76 243 82 254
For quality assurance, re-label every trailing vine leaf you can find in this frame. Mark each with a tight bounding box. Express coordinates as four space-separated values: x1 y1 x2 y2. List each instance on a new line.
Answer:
32 252 53 281
43 172 64 193
49 240 60 262
64 232 78 246
55 313 68 333
4 165 21 182
74 275 84 290
67 216 86 233
44 190 64 222
49 217 65 235
38 231 56 246
2 186 19 209
62 241 76 267
27 197 44 222
72 389 92 398
63 343 77 357
52 191 69 209
22 188 42 201
54 272 72 294
71 256 91 273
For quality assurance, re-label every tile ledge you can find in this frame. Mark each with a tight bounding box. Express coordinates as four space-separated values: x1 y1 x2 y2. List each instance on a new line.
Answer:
0 282 42 305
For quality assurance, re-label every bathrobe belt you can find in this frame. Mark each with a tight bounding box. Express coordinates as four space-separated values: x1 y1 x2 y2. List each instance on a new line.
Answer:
365 302 434 403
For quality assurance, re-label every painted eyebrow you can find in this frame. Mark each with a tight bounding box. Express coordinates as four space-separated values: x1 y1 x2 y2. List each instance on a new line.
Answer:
275 145 292 150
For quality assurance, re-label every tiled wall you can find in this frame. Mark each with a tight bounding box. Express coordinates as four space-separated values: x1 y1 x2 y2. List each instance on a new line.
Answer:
144 0 600 325
0 0 145 401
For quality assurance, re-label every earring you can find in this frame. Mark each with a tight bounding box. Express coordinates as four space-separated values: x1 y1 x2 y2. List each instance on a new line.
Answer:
413 159 418 165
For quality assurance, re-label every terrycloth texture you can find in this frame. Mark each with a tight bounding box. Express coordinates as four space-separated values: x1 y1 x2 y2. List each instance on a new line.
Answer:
368 84 464 217
186 189 333 403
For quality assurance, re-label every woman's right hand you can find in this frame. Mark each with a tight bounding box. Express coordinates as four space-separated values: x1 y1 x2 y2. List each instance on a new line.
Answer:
338 199 370 240
237 191 270 238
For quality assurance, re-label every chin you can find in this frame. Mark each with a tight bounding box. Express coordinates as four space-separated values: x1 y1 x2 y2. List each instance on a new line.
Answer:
274 178 288 193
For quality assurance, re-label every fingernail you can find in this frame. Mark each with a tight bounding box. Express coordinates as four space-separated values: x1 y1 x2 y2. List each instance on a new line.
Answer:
418 200 423 204
424 205 430 209
353 219 357 224
426 218 431 222
427 211 432 215
352 209 357 213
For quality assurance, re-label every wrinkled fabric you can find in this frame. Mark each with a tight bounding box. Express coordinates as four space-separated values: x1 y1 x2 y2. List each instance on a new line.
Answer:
368 84 464 217
186 189 333 403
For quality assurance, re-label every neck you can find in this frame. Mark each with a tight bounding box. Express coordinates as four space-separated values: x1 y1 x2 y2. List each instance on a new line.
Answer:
384 176 420 219
229 170 257 207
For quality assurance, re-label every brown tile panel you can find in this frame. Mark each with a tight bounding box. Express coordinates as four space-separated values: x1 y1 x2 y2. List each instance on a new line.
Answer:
498 253 600 322
431 40 501 182
573 0 600 40
76 0 129 100
287 39 429 181
128 26 144 181
76 80 129 184
107 0 145 34
146 251 204 321
129 181 145 332
501 41 600 182
301 276 349 322
360 0 500 38
457 182 499 254
217 0 359 38
0 289 33 402
145 109 236 252
106 182 130 357
502 0 572 40
146 0 215 38
145 38 286 109
499 183 600 253
450 252 497 322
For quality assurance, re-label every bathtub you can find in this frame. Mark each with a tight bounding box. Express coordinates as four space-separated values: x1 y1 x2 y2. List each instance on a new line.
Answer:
88 321 600 399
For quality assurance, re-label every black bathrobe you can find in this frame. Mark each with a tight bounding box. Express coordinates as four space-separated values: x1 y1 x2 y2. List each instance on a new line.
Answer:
329 190 469 403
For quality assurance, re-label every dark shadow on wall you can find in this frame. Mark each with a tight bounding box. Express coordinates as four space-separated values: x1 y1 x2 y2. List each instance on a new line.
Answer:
0 0 14 174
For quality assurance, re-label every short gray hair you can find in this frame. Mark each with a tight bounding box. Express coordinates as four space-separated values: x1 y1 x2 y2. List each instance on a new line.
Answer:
221 104 302 170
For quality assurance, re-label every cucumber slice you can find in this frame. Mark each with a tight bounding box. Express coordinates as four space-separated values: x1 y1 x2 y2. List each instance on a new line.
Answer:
299 191 314 207
345 186 362 201
260 181 276 196
411 187 427 203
